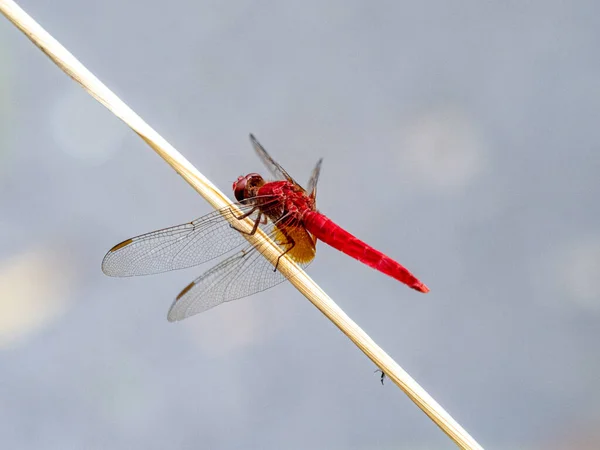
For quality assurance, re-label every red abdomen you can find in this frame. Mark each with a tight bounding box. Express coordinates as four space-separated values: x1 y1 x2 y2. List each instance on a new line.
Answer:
303 211 429 293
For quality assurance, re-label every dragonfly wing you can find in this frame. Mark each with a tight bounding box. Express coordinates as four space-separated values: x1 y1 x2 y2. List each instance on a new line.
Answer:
167 216 316 321
249 134 300 186
307 158 323 200
102 203 266 277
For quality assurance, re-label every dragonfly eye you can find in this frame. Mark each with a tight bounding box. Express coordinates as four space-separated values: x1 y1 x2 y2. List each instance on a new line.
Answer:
233 176 248 202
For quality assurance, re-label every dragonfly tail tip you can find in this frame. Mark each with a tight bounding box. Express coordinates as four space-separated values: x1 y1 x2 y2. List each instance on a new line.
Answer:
413 282 430 293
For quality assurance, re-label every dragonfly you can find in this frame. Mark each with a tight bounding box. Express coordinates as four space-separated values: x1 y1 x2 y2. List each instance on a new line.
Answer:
102 134 429 322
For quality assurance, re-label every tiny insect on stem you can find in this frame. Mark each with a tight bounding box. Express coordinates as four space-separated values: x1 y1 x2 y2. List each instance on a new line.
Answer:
374 369 386 385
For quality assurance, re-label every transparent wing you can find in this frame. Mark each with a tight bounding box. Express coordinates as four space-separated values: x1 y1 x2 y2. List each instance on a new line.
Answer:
102 197 279 277
307 158 323 200
249 133 300 186
167 215 316 322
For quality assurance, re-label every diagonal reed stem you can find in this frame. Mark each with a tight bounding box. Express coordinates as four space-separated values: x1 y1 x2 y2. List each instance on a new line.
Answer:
0 1 483 448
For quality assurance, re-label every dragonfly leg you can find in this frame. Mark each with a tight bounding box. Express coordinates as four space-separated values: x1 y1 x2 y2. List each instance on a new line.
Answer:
229 210 261 236
230 206 257 221
274 237 296 272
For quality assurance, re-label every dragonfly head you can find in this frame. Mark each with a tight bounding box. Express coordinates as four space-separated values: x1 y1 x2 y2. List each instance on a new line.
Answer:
233 173 265 202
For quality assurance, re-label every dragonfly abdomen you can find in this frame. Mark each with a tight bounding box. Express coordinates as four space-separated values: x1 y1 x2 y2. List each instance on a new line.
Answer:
303 211 429 293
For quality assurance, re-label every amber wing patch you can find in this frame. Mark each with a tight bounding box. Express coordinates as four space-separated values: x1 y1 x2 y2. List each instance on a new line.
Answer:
272 224 316 264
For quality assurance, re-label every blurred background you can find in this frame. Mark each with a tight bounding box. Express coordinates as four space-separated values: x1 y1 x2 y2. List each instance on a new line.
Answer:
1 1 599 448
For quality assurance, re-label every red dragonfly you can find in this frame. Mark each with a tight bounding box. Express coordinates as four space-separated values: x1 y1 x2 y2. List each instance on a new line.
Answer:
102 135 429 321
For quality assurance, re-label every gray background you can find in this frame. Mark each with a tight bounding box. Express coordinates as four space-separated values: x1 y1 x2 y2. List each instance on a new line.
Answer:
1 1 599 449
